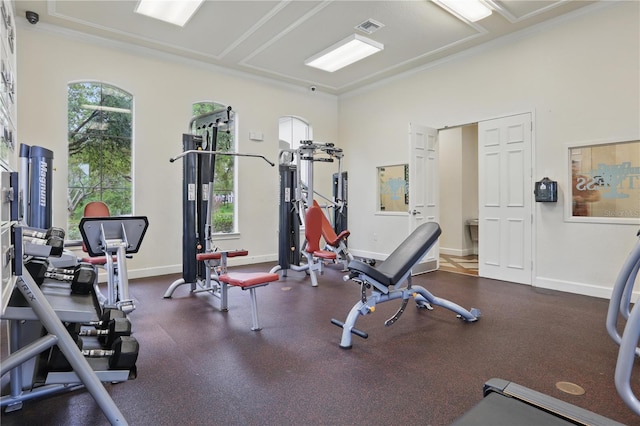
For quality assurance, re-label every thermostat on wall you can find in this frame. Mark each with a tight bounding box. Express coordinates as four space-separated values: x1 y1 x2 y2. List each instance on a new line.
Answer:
249 132 263 141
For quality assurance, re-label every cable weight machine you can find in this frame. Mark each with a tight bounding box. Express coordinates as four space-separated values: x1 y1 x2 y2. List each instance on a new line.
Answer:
274 140 352 281
164 107 274 300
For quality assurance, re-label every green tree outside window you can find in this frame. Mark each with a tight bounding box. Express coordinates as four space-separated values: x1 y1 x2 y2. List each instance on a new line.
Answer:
67 82 133 240
193 102 236 234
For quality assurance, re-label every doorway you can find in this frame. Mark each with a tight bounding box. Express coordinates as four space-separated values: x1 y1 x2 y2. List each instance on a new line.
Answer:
436 113 533 284
438 124 479 276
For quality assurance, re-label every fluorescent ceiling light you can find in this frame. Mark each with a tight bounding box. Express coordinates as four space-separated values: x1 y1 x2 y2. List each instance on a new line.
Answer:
432 0 492 23
134 0 204 27
305 34 383 73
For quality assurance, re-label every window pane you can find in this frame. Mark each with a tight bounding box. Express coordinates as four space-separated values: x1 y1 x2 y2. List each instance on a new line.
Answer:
279 116 312 186
192 102 236 234
67 82 133 240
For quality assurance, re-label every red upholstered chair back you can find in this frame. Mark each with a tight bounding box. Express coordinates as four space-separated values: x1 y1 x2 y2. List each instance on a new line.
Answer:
305 205 324 253
82 201 110 252
84 201 110 217
312 200 339 245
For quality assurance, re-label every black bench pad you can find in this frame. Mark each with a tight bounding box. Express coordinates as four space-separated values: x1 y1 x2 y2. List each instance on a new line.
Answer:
347 222 441 287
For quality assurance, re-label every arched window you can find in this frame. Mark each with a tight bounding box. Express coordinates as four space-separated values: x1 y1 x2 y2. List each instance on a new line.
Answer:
279 116 312 185
67 82 133 240
193 101 237 234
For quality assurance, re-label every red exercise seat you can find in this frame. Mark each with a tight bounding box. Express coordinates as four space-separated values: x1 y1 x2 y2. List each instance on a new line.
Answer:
218 272 279 331
219 272 279 288
312 200 350 247
81 201 112 262
305 206 337 260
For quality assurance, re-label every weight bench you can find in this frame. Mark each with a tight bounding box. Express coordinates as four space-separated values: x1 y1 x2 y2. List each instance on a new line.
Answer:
331 222 480 349
218 272 279 331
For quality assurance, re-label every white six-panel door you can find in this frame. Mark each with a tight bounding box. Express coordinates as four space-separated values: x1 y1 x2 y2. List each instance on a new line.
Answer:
478 113 532 284
409 123 439 274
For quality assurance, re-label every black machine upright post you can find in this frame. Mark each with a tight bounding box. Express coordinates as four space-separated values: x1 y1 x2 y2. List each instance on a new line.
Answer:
197 127 217 280
333 171 348 237
181 134 201 285
278 161 300 271
181 128 218 286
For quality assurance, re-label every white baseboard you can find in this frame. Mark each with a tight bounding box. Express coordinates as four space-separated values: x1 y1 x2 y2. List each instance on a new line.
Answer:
440 247 475 257
534 276 639 302
96 254 279 283
349 249 387 262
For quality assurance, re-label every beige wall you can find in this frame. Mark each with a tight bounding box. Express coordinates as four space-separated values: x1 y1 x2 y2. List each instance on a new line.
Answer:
339 1 639 298
16 24 338 278
15 2 640 299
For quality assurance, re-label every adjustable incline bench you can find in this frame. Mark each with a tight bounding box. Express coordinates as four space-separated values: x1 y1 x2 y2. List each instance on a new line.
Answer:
332 222 480 349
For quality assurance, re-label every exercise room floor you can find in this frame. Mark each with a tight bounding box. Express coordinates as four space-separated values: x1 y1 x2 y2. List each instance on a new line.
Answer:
1 264 637 425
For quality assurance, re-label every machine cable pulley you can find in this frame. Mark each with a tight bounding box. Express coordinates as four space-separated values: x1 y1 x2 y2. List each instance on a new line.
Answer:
189 106 233 133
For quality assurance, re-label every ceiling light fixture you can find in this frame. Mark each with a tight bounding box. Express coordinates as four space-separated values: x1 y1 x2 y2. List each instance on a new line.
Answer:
432 0 492 23
305 34 384 73
134 0 204 27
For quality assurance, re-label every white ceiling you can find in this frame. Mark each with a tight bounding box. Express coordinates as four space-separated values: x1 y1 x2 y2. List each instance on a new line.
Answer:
15 0 599 94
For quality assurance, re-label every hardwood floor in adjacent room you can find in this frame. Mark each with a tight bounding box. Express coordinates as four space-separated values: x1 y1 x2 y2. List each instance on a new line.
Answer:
439 254 478 276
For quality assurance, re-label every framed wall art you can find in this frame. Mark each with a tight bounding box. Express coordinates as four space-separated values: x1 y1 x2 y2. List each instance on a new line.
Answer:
377 164 409 213
566 139 640 224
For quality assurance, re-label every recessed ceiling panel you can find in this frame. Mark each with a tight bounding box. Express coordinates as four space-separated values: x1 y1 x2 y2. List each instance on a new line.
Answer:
244 1 483 89
52 0 284 58
13 0 602 94
497 1 567 20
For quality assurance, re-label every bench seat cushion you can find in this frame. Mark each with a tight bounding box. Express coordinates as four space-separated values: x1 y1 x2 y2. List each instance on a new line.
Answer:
219 272 279 288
